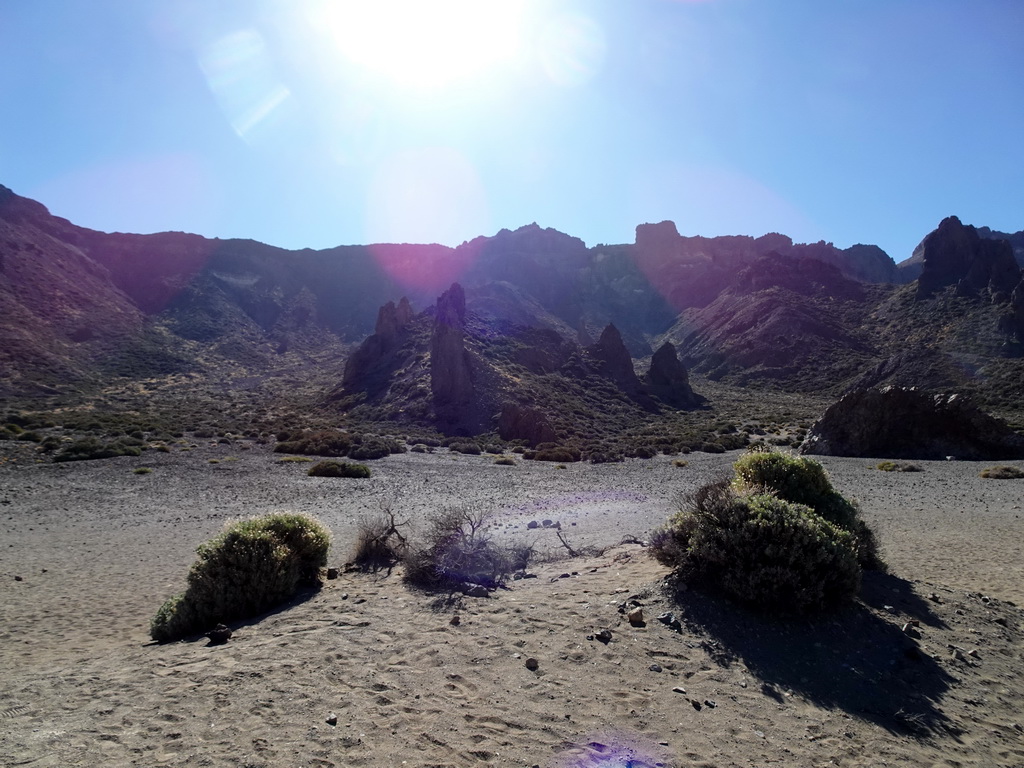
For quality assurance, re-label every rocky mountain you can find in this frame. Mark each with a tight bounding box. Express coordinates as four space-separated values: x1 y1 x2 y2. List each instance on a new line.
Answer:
1 183 1022 444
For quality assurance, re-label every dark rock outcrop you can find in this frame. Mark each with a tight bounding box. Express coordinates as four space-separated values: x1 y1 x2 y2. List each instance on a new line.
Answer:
586 324 641 394
645 342 698 408
431 284 476 430
341 297 413 390
801 386 1024 460
915 216 1021 301
497 404 557 447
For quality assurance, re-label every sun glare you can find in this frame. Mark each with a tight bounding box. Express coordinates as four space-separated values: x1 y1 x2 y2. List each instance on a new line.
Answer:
313 0 527 91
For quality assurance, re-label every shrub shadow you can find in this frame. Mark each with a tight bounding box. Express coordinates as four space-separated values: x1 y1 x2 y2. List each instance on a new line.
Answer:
670 570 957 736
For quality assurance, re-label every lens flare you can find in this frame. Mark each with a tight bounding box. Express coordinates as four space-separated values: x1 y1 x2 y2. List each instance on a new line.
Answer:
199 29 291 142
537 12 607 87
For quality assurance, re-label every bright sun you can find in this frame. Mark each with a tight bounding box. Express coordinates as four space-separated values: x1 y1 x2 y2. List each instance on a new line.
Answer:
313 0 528 91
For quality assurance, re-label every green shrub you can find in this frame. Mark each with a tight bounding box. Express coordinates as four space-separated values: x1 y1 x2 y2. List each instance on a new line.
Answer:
133 467 153 475
524 446 581 463
150 513 331 642
348 434 404 460
277 455 313 463
17 431 42 442
979 465 1024 479
307 460 371 478
494 456 516 466
651 482 860 614
877 461 923 472
403 509 530 590
732 450 881 569
449 441 482 455
274 429 352 458
700 442 726 454
54 438 144 462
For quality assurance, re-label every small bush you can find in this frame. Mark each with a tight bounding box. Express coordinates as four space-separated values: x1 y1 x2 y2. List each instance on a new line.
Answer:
979 465 1024 479
274 429 352 458
877 461 923 472
651 482 860 614
403 509 529 590
307 460 371 478
348 435 405 460
449 441 482 455
494 456 516 466
54 438 144 462
150 513 331 642
525 446 581 463
410 443 430 453
673 459 688 467
133 467 153 475
700 442 726 454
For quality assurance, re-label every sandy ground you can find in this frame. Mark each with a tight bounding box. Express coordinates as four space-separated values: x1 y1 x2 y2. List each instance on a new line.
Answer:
1 441 1023 767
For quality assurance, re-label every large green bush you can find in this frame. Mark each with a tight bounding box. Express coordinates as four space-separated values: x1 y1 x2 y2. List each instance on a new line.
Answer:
652 482 861 614
307 460 371 478
731 451 882 569
53 437 143 462
150 513 331 642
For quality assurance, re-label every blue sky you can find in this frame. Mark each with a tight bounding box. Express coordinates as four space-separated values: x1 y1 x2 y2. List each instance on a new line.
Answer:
2 0 1022 262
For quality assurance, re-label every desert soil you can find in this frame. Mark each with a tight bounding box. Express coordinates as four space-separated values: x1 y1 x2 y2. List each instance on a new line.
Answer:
1 440 1023 767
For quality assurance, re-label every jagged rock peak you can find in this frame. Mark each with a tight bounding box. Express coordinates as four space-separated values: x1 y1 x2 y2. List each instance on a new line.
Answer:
646 342 698 407
916 216 1020 301
588 324 641 392
374 296 413 338
435 283 466 328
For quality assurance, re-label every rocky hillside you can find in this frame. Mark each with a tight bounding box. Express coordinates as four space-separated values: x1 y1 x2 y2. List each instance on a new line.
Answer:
1 183 1022 439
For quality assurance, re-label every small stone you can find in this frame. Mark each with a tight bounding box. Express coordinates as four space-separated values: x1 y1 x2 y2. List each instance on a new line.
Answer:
981 595 991 604
326 713 338 726
542 519 553 527
527 520 539 529
740 679 748 688
672 687 687 695
968 648 980 659
627 607 645 626
691 699 702 711
901 623 920 638
353 597 366 604
703 699 717 708
13 575 22 582
657 612 675 625
649 664 663 673
928 593 942 603
1014 723 1023 732
595 629 613 644
525 658 539 671
341 593 349 600
464 584 489 598
994 617 1009 627
326 567 340 580
207 624 232 645
558 573 571 579
450 615 461 626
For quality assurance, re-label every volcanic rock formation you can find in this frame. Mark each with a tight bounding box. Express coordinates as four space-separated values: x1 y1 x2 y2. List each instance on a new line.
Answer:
645 342 699 408
915 216 1021 301
801 386 1024 460
586 324 642 395
430 284 477 432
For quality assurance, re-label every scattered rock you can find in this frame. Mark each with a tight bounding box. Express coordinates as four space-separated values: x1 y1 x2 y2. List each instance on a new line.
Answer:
649 664 663 673
627 607 645 627
691 700 702 711
206 624 232 645
463 584 489 598
672 687 687 695
928 593 942 603
704 699 717 709
527 520 539 530
595 629 613 644
326 713 338 726
542 519 554 527
525 658 539 671
449 615 461 626
968 648 981 659
326 567 339 580
13 575 22 582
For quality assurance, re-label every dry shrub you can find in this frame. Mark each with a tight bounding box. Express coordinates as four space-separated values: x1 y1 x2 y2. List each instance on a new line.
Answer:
351 510 408 571
403 509 530 590
307 460 371 478
150 513 331 642
979 465 1024 479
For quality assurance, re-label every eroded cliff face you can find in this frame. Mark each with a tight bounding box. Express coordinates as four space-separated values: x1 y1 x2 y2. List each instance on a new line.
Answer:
341 297 414 391
586 324 642 395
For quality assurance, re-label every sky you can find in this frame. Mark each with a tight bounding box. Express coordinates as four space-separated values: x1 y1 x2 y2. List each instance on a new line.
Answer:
1 0 1022 263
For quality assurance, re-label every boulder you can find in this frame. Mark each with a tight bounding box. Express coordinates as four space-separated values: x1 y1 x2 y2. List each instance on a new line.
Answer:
801 386 1024 460
645 342 698 408
497 404 557 447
